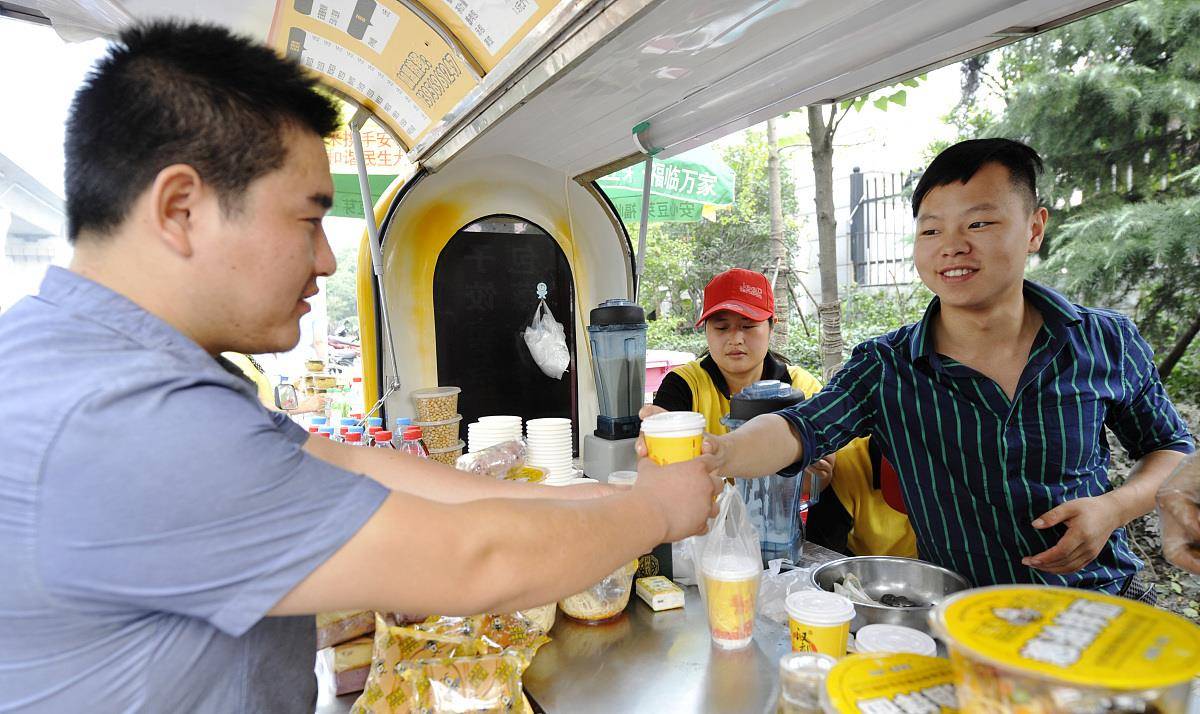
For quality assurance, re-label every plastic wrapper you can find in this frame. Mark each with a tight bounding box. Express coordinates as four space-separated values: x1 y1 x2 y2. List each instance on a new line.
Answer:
351 612 549 714
316 610 375 649
1157 457 1200 574
523 299 570 379
559 559 639 624
690 484 763 648
454 439 527 479
759 560 818 625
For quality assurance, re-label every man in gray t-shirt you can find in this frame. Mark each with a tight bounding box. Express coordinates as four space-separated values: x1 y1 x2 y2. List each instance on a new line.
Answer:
0 23 721 712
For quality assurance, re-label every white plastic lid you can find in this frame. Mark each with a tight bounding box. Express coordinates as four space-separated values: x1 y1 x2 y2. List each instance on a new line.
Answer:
854 624 937 657
701 553 761 580
785 591 856 627
427 439 465 454
641 411 705 437
607 470 638 486
411 386 461 399
413 414 463 427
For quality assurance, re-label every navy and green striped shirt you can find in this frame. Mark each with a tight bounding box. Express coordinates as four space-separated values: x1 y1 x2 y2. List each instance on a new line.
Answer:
779 281 1193 593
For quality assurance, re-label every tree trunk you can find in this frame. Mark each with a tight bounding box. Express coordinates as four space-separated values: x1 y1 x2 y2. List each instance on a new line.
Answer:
808 105 844 380
767 117 789 349
1157 308 1200 381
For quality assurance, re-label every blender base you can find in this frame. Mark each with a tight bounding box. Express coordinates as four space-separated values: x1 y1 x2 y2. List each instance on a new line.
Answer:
581 434 637 481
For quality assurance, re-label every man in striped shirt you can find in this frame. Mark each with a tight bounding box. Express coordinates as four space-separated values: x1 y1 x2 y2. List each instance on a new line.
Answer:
704 139 1193 597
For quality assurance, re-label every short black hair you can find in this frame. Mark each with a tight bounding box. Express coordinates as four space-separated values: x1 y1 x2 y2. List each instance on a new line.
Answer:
911 138 1043 218
65 21 340 242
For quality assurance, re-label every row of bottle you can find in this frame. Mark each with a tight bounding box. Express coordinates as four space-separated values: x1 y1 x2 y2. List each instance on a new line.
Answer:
307 415 428 457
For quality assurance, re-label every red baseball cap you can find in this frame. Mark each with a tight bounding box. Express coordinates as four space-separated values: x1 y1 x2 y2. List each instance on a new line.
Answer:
695 268 775 326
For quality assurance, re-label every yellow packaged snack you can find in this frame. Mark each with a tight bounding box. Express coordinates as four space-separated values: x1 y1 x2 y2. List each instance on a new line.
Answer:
930 585 1200 713
825 653 959 713
351 612 549 714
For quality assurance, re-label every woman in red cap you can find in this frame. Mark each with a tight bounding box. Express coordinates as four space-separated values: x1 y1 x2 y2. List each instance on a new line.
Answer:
641 268 916 558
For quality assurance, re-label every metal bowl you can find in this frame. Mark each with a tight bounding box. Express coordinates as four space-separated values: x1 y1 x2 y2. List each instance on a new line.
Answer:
810 556 971 634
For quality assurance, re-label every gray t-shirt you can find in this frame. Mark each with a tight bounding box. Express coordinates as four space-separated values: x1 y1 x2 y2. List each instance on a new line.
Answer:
0 268 390 712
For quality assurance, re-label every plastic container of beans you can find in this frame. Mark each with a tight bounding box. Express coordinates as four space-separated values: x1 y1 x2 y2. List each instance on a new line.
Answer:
414 414 462 450
427 439 465 466
410 386 461 422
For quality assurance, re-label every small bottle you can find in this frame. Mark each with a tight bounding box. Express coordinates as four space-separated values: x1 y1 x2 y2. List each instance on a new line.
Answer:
316 431 332 439
349 377 364 414
310 415 329 433
366 416 383 430
373 430 395 449
400 426 428 458
367 426 383 446
318 426 335 439
338 417 356 442
344 432 364 446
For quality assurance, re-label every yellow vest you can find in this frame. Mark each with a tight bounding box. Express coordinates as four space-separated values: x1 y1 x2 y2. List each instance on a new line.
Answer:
669 359 917 558
223 352 275 408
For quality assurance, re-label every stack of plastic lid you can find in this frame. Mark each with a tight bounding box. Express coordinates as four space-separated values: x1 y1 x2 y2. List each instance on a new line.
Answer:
466 415 523 453
525 418 575 483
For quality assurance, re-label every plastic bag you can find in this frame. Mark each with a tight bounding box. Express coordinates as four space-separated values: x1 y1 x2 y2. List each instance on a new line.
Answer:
758 560 818 625
351 612 548 713
1157 457 1200 574
523 299 570 379
690 483 762 611
454 439 527 479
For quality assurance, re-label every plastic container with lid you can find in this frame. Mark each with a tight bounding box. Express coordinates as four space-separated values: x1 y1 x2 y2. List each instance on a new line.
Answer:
785 591 856 657
854 624 937 657
413 414 463 450
640 411 705 466
410 386 461 422
778 652 836 714
824 653 959 713
930 585 1200 713
426 439 464 466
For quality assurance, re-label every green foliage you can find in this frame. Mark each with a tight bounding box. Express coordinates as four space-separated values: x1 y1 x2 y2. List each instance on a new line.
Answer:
325 240 361 332
647 283 934 381
637 130 800 324
953 0 1200 401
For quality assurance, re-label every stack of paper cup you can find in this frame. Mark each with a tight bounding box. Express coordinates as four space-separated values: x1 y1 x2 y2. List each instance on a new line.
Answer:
525 417 575 483
466 415 523 453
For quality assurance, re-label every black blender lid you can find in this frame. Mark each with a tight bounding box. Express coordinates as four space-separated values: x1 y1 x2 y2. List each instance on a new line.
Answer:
729 379 806 421
589 299 646 326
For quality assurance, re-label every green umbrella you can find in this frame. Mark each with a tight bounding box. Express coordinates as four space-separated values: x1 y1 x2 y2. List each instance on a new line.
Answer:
597 145 735 224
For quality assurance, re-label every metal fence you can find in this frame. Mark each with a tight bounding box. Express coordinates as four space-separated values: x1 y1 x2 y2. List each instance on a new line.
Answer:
849 168 921 287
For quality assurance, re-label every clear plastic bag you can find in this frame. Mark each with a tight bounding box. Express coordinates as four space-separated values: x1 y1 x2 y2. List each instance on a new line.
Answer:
454 439 527 478
758 560 818 625
523 299 570 379
1157 457 1200 573
690 484 763 648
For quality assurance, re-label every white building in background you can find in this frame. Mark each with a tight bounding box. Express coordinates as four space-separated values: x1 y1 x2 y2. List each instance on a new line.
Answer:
0 151 70 313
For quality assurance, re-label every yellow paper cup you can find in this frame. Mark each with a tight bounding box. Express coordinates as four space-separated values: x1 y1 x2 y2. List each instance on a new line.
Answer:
641 411 705 465
785 591 855 659
702 554 761 649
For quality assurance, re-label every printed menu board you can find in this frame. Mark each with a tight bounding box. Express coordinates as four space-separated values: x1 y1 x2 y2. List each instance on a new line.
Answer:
424 0 556 71
270 1 479 148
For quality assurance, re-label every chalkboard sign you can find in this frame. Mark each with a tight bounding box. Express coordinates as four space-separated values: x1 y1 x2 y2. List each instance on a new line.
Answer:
433 219 578 451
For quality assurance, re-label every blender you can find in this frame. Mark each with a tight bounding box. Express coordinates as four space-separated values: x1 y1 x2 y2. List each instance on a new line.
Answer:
722 380 816 566
581 299 647 480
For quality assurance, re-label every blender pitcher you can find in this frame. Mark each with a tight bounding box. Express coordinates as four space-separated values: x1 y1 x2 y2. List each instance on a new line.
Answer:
722 380 815 566
586 299 647 440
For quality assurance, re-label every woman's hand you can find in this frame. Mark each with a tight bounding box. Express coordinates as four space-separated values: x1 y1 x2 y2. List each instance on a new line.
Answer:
805 453 836 493
289 393 328 415
639 404 667 421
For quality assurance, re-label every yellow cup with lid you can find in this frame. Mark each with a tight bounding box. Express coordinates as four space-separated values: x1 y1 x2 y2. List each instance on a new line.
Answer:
641 411 705 465
824 653 959 713
930 585 1200 713
785 591 855 658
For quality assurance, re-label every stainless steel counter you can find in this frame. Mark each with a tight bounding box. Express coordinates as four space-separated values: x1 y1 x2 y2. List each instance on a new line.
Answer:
315 543 844 714
523 543 843 713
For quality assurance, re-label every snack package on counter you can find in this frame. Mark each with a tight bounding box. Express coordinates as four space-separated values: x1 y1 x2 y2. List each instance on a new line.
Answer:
515 602 556 634
351 612 549 714
559 559 639 624
332 636 374 695
316 610 375 649
824 653 959 713
454 439 527 479
759 560 818 625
